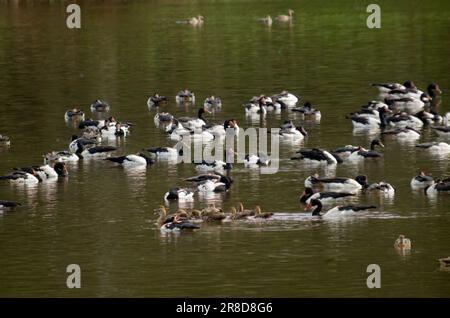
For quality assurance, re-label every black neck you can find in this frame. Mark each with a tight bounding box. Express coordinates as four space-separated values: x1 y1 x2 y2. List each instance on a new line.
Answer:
311 202 322 216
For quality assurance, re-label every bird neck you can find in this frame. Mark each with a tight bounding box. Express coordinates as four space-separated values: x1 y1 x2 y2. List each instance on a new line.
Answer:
312 202 322 216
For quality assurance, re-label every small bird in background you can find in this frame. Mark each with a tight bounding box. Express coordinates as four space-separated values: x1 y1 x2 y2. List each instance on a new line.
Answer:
394 234 412 250
258 15 272 26
438 257 450 270
276 9 294 22
177 15 204 26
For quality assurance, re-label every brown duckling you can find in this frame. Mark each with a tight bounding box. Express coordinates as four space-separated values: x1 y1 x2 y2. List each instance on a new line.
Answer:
253 206 273 219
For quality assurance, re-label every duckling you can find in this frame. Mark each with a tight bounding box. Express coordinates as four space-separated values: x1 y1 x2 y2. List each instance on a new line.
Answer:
253 206 273 219
230 206 250 220
394 235 411 250
177 15 204 26
175 89 195 104
201 206 226 222
237 202 255 217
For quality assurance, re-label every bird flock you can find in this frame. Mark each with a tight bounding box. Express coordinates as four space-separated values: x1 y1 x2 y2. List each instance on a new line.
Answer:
0 72 449 263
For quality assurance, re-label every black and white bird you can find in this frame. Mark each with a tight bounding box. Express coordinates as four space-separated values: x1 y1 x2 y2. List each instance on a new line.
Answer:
291 102 321 120
347 139 384 160
13 162 68 181
244 154 270 166
366 181 396 195
204 95 222 109
304 174 366 192
175 89 195 104
0 170 41 185
105 153 154 166
45 151 80 162
0 134 10 146
178 108 209 129
147 93 168 108
291 148 342 165
381 126 421 140
64 108 85 121
194 160 232 172
0 200 21 210
431 126 450 137
90 99 110 112
69 135 97 154
305 199 377 218
416 142 450 154
271 90 299 108
164 187 195 201
186 172 233 193
334 139 384 158
425 180 450 195
146 146 183 159
299 187 356 204
410 171 434 188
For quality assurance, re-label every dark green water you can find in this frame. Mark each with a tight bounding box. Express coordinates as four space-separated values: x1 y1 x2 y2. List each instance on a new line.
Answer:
0 0 449 297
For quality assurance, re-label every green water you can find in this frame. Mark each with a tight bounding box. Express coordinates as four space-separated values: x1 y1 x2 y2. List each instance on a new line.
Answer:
0 0 449 297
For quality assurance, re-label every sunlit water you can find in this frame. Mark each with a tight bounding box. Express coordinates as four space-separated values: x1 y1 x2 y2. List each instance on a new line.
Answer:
0 0 449 297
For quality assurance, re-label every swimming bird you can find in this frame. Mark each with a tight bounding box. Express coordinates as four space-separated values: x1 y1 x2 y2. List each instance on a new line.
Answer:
394 234 412 250
45 151 80 162
0 200 21 209
69 134 97 154
291 102 321 120
381 126 421 140
372 82 406 94
90 99 110 112
194 160 232 172
253 206 273 219
175 89 195 103
272 91 299 107
105 153 154 166
347 139 384 160
244 96 268 115
305 199 376 218
275 9 294 22
186 172 233 193
291 148 342 165
415 142 450 154
178 108 209 129
334 139 384 158
0 170 41 184
13 161 68 181
146 146 183 160
0 134 10 146
77 145 117 158
147 93 168 108
244 154 270 167
258 15 272 26
431 126 450 137
164 187 195 202
425 180 450 195
366 181 396 195
438 257 450 268
64 108 85 121
299 187 356 204
204 96 222 109
304 174 366 192
279 125 308 140
410 171 434 188
156 206 200 231
177 15 204 26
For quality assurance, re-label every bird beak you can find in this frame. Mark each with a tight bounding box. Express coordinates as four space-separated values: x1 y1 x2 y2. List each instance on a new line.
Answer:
379 142 385 148
304 203 312 211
